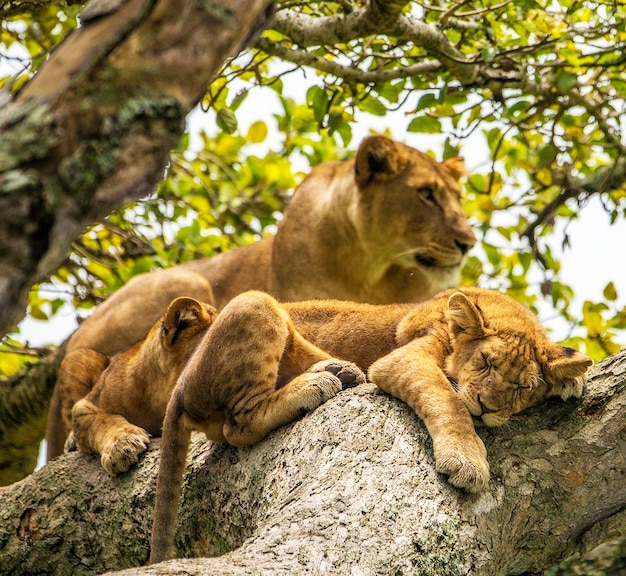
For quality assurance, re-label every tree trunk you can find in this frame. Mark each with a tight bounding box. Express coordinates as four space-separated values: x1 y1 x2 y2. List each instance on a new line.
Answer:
0 349 624 576
0 0 274 339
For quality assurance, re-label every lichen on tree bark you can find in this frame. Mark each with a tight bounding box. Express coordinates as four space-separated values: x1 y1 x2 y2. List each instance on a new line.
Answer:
0 0 274 340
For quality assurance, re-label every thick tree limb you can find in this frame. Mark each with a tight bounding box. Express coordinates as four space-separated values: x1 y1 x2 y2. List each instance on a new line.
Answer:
0 0 274 340
0 349 624 576
0 0 82 17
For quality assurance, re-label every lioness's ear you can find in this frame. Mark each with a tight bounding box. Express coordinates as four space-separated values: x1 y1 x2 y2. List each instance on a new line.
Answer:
162 297 217 347
355 135 402 187
543 346 593 399
442 156 466 181
446 292 487 339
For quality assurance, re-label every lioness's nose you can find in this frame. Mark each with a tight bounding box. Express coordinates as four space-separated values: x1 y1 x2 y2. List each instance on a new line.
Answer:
455 239 472 255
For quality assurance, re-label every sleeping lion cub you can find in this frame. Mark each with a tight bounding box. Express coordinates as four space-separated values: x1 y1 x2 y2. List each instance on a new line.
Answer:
57 288 592 562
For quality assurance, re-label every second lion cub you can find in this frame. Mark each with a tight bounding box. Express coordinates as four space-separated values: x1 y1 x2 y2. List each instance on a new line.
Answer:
59 294 365 476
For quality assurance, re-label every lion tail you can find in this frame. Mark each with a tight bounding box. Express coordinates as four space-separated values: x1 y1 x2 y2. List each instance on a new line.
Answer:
149 386 191 564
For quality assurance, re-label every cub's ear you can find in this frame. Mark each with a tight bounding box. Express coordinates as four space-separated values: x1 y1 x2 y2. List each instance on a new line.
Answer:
162 297 217 347
543 346 593 400
355 135 403 188
442 156 466 181
446 292 487 339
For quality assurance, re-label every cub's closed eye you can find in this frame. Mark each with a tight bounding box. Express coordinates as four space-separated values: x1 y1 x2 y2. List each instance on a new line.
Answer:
417 186 436 202
481 352 492 368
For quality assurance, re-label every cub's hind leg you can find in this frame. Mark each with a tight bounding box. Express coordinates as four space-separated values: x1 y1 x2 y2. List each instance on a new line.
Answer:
58 348 110 436
174 290 360 447
217 293 366 446
223 369 342 446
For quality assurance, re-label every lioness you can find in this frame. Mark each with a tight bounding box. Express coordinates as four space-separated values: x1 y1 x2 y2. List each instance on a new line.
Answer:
47 134 476 458
64 134 476 354
146 288 591 562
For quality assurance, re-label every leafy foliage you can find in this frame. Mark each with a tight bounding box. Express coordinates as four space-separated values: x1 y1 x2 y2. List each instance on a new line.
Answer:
1 0 625 377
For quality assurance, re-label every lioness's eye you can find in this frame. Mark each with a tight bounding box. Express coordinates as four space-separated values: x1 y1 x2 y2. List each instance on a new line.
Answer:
417 186 436 202
481 352 492 368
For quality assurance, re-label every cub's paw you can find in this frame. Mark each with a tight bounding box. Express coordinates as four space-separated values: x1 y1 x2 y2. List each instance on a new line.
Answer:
290 371 343 415
64 432 77 453
308 359 367 389
433 436 490 493
307 372 343 407
100 425 151 476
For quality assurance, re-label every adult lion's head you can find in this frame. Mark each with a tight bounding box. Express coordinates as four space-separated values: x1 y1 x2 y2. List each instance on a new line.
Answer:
443 290 593 427
353 135 477 294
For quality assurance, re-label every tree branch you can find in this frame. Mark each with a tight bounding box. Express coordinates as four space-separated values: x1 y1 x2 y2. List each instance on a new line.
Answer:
0 0 274 340
522 155 626 255
0 349 624 575
256 37 442 84
271 0 479 84
0 345 64 485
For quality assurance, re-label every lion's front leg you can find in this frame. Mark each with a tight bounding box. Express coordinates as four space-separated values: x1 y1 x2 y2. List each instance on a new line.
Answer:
72 398 150 476
430 433 488 493
369 341 489 493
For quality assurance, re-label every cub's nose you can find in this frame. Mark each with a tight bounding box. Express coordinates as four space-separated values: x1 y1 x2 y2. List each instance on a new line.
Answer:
477 394 497 414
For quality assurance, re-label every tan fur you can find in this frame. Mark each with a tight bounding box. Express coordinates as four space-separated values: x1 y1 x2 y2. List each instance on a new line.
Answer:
147 287 591 562
46 134 476 459
58 298 219 475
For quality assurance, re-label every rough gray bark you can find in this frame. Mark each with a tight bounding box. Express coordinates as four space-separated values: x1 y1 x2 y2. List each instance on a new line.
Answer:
0 0 274 340
0 349 624 576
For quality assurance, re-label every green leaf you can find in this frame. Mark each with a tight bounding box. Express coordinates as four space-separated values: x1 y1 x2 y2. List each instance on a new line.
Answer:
482 45 499 62
407 116 442 134
230 89 249 112
556 72 578 92
306 85 328 123
359 95 387 116
537 143 557 166
518 251 532 274
30 305 48 321
483 243 501 266
247 121 268 144
582 301 609 336
216 108 238 134
603 282 618 301
414 93 437 112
